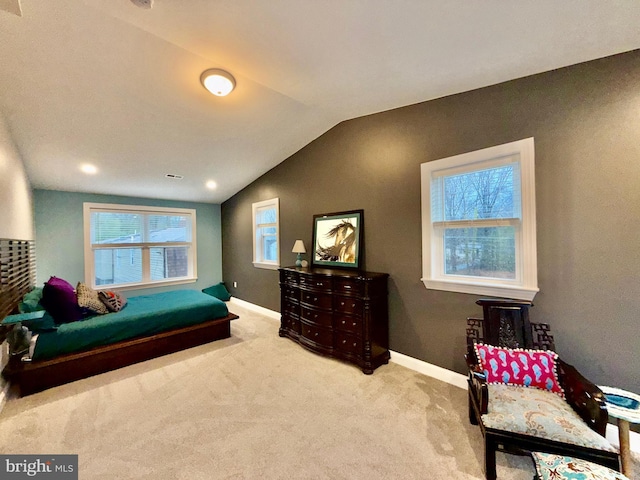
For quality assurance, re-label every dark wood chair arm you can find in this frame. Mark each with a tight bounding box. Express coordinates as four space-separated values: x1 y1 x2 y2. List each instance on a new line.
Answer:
557 358 608 436
466 346 489 414
465 344 479 370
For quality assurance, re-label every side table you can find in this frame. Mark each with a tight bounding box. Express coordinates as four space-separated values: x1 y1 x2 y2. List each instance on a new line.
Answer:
599 385 640 477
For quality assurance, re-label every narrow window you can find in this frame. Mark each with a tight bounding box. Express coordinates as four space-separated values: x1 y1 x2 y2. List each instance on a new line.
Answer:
252 198 280 269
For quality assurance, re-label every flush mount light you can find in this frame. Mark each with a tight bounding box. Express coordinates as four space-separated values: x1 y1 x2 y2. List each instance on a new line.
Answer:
80 164 97 175
200 69 236 96
206 180 217 190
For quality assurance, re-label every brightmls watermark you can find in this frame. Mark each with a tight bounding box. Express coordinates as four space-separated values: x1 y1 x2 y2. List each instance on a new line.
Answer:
0 455 77 479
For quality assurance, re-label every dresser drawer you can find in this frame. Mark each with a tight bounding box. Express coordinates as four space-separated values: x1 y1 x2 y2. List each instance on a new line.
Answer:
279 266 389 375
334 315 361 335
281 314 300 333
335 331 361 356
283 300 299 317
282 270 299 285
333 277 363 295
299 274 331 291
282 285 299 300
300 321 332 347
335 297 362 315
300 306 333 328
301 291 333 310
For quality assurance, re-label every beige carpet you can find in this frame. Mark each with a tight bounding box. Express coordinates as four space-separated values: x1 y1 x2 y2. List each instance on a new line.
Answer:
0 303 636 479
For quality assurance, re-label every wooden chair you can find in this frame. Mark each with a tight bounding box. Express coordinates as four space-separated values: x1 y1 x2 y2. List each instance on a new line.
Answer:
466 298 555 351
465 299 619 479
467 349 619 479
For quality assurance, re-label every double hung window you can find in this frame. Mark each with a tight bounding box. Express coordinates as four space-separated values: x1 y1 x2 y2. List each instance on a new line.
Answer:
421 138 538 300
252 198 280 269
84 203 197 289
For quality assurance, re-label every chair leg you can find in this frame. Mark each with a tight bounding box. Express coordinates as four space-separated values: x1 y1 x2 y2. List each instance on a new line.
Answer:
484 434 498 480
469 391 478 425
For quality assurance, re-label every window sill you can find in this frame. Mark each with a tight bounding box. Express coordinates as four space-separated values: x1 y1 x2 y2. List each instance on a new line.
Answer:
421 278 538 302
92 277 197 292
253 262 279 270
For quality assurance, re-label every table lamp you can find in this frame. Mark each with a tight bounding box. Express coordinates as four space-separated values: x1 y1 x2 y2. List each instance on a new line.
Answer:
292 240 306 267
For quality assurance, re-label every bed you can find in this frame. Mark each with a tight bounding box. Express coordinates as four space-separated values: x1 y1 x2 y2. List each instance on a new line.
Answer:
2 289 238 396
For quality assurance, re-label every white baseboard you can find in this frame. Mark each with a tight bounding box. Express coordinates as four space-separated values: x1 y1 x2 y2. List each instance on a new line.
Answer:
390 350 468 390
389 349 640 454
223 298 640 454
228 298 469 390
228 297 281 321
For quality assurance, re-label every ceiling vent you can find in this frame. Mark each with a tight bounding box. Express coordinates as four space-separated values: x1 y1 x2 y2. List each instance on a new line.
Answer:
165 174 183 180
130 0 153 9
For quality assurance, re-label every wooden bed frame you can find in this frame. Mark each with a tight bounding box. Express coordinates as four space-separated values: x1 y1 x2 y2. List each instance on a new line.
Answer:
3 312 239 396
1 237 241 396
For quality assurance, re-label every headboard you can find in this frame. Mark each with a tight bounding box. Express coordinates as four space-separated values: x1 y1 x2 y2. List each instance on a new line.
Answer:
0 239 36 323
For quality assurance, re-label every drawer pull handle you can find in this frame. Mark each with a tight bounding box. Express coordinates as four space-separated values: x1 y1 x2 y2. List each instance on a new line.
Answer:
344 285 351 289
314 297 318 301
341 320 346 324
316 282 323 286
341 302 345 306
352 304 356 308
353 343 357 347
314 332 318 337
342 340 347 344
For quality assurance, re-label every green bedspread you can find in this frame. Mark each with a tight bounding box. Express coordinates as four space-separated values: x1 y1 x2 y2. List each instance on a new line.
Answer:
32 290 229 361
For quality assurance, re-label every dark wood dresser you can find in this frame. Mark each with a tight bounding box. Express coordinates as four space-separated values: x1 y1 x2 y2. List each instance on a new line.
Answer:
278 266 389 374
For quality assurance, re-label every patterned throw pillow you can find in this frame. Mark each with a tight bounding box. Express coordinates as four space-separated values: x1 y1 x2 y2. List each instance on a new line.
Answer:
98 290 127 312
531 452 629 480
474 343 564 397
76 282 109 315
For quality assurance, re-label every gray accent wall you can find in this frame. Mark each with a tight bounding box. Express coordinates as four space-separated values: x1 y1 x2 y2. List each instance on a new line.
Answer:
222 49 640 392
34 190 223 296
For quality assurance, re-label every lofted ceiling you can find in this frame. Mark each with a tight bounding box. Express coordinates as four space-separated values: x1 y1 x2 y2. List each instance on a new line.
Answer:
1 1 640 203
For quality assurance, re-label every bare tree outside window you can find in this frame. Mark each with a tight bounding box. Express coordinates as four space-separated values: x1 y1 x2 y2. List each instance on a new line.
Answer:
421 138 537 300
439 165 518 279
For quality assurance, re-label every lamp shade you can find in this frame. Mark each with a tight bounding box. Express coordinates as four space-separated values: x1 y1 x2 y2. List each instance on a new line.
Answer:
200 68 236 96
292 240 306 254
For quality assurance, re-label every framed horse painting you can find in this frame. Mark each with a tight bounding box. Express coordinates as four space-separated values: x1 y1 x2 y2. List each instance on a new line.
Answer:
311 210 363 269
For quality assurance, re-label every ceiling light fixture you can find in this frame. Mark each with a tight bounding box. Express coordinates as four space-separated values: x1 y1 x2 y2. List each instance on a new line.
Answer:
80 164 97 175
200 69 236 97
206 180 217 190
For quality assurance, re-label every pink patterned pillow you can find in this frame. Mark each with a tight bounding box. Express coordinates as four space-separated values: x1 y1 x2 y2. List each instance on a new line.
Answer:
474 343 564 398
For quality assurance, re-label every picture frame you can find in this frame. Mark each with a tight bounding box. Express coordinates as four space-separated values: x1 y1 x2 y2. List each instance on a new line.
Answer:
311 210 363 269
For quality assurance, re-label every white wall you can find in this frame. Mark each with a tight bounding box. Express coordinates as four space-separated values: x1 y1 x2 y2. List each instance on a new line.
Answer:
0 112 33 409
0 112 33 240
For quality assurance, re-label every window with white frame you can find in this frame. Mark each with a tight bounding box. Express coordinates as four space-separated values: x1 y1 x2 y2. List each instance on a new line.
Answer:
252 198 280 269
83 203 197 289
421 138 538 301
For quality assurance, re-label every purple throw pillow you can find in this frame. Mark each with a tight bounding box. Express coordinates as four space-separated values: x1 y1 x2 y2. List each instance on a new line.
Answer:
41 276 83 324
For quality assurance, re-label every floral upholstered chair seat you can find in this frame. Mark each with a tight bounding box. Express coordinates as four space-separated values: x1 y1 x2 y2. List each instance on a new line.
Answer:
482 384 615 452
532 452 629 480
